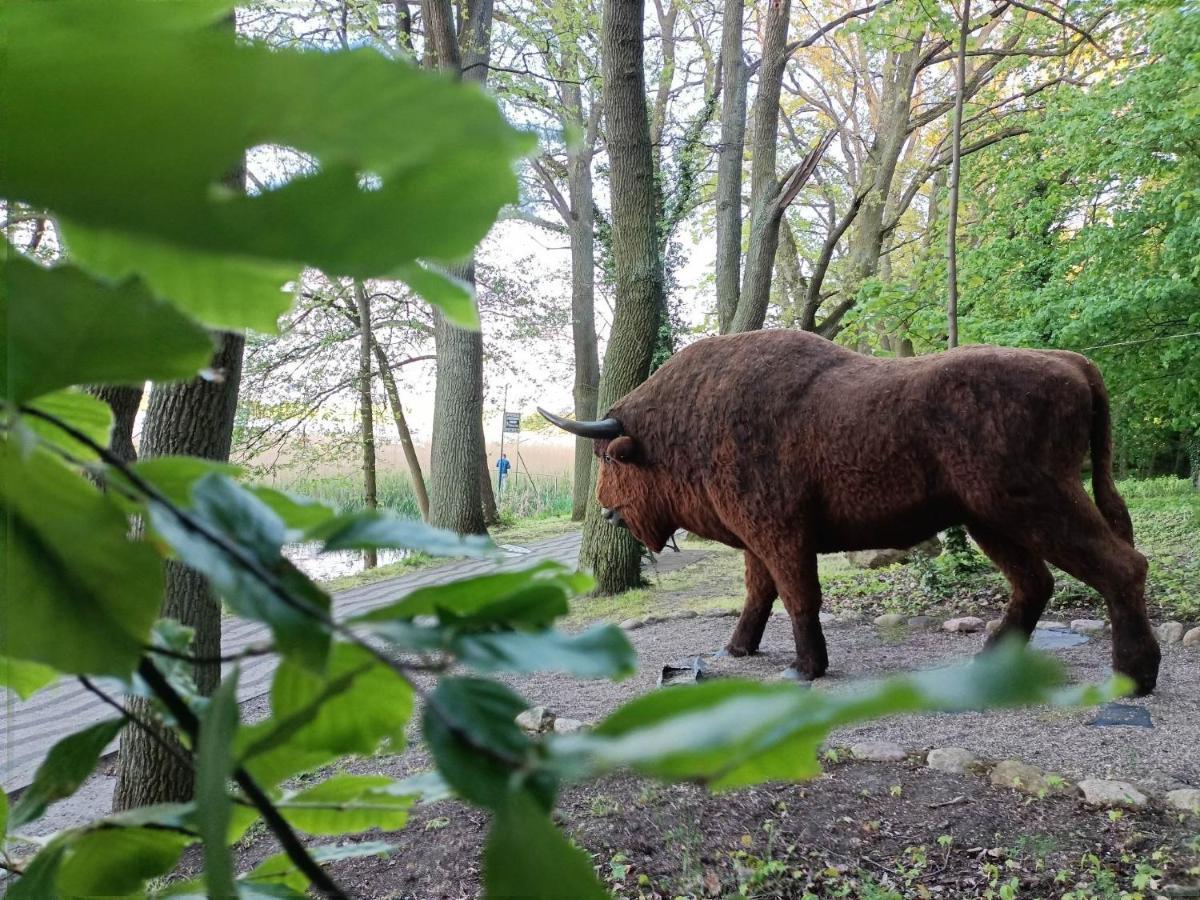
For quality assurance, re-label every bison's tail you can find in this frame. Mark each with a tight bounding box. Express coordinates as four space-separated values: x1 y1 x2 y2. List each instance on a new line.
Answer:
1082 359 1134 545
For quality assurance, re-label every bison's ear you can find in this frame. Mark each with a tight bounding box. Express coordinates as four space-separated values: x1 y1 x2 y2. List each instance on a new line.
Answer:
607 435 639 464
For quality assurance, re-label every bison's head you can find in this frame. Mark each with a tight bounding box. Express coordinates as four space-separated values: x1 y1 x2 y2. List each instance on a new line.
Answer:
537 407 675 552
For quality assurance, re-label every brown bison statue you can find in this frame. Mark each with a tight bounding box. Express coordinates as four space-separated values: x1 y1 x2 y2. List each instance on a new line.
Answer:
540 330 1161 695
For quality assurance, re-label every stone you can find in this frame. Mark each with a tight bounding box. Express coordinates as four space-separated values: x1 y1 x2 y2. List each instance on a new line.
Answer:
1089 702 1153 728
1071 619 1107 636
515 706 555 734
819 611 836 625
642 615 664 625
1077 778 1147 808
1156 621 1185 644
701 607 738 618
1036 620 1068 631
663 609 698 621
552 717 586 735
944 616 985 634
990 760 1064 795
907 615 938 630
984 618 1002 635
1164 789 1200 814
619 618 643 630
1183 626 1200 648
844 536 942 570
849 741 907 762
873 613 905 627
926 747 981 775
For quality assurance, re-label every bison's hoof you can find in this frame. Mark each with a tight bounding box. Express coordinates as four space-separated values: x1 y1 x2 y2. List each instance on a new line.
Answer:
721 644 757 658
1116 656 1160 697
778 665 821 683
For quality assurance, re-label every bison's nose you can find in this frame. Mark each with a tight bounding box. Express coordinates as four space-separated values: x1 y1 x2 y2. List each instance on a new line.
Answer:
601 507 627 528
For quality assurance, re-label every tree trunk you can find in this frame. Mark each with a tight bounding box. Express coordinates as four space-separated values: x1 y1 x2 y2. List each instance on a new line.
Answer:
714 0 747 333
479 443 500 525
85 384 144 464
580 0 665 594
424 0 495 536
728 0 791 335
947 0 970 349
113 331 245 811
370 336 429 520
354 282 379 567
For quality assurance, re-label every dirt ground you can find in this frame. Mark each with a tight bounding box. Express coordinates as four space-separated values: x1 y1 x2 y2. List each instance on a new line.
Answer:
214 547 1200 898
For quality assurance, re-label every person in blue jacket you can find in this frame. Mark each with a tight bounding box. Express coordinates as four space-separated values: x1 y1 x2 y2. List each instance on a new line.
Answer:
496 453 511 488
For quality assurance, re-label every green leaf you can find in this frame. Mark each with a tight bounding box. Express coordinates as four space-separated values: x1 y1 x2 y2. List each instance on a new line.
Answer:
308 510 497 557
4 0 532 329
278 774 415 835
148 473 331 670
352 561 579 625
243 841 393 894
125 456 244 507
11 718 126 828
54 826 193 898
21 389 113 462
250 486 338 536
198 670 241 900
0 255 213 403
422 677 549 810
0 655 59 699
452 625 636 679
483 792 610 900
395 263 478 329
0 442 164 676
238 642 412 788
552 641 1083 791
6 841 68 900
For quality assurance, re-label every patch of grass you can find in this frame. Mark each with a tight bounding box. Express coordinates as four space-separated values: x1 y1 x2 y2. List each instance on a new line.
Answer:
490 513 577 547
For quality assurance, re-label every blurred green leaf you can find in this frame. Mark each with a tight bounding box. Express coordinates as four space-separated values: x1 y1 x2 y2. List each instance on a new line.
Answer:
242 841 393 894
0 256 213 403
250 487 338 536
395 263 477 329
278 774 415 835
4 0 532 330
11 718 126 828
21 389 113 462
484 791 609 900
452 625 636 679
0 443 164 675
5 842 68 900
54 826 193 898
148 473 330 670
308 509 497 557
198 670 241 900
0 655 59 700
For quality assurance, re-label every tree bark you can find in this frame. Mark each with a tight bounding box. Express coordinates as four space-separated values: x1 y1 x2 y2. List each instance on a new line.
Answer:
580 0 665 594
113 331 245 811
85 384 144 464
479 442 500 525
714 0 747 333
947 0 970 349
354 282 379 567
370 335 429 520
424 0 495 536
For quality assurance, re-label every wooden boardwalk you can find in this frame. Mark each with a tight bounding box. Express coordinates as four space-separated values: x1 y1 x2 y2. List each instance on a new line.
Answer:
2 531 586 795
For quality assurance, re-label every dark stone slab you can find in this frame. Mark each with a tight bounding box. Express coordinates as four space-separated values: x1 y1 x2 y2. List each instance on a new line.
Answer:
1089 702 1153 728
658 657 709 687
1031 629 1090 651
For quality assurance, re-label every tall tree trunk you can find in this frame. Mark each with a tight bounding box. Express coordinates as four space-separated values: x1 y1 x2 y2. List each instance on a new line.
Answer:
370 336 429 520
728 0 790 334
567 138 599 521
480 440 500 525
354 282 379 567
947 0 970 349
113 331 245 811
86 384 144 464
714 0 747 333
580 0 665 594
424 0 495 536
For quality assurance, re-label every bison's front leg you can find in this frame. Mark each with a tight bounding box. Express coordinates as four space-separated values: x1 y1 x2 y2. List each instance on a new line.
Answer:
725 552 777 657
766 549 828 680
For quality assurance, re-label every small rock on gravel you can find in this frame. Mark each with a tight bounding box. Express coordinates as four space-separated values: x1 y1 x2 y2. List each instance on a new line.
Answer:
819 611 835 625
945 616 985 633
1156 621 1185 643
701 607 739 618
1182 626 1200 648
1164 789 1200 813
926 747 981 774
619 618 644 630
984 618 1003 635
663 609 699 621
642 615 664 625
1071 619 1107 635
1077 778 1147 808
515 706 555 733
552 717 586 735
1036 620 1068 630
850 741 907 762
907 616 938 630
990 760 1064 795
873 613 905 627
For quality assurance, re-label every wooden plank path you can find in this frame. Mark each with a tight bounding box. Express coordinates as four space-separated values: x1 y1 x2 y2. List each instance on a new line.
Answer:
2 530 585 796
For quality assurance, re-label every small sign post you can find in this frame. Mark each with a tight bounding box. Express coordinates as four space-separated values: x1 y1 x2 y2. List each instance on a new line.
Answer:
503 412 521 433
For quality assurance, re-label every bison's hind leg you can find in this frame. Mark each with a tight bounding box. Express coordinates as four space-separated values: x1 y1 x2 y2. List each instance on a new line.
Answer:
968 526 1054 648
725 552 777 657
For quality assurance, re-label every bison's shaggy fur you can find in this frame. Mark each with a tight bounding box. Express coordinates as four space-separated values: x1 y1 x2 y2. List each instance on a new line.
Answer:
585 330 1160 694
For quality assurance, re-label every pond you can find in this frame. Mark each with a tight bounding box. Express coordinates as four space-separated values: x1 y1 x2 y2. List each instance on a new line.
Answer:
284 542 416 583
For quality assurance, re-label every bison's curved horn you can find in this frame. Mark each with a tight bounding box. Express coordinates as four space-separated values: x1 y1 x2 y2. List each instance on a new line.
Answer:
537 407 623 440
